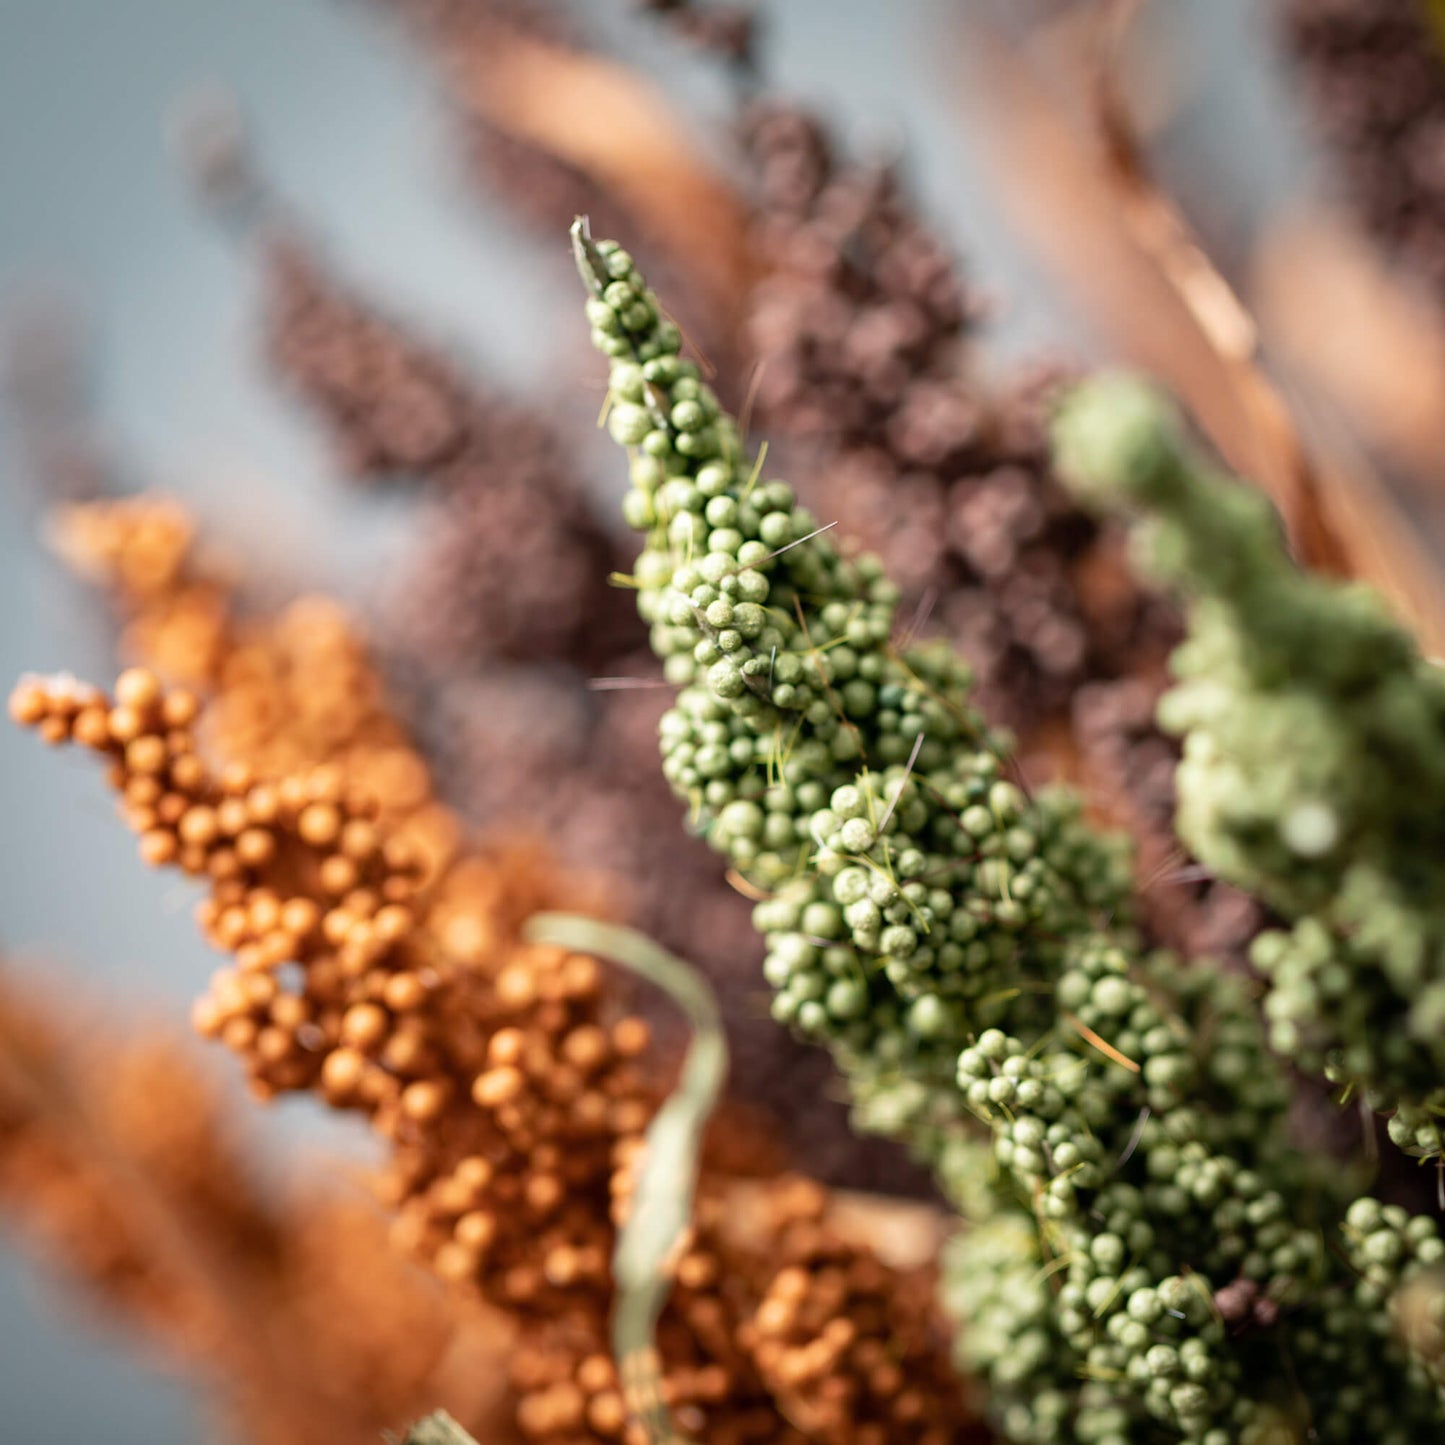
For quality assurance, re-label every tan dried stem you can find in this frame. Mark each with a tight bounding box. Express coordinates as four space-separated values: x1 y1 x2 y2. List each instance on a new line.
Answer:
959 3 1445 652
1252 207 1445 500
1089 0 1345 577
433 17 754 314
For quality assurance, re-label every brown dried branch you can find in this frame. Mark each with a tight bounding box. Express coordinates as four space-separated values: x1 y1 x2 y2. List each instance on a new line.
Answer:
1252 206 1445 500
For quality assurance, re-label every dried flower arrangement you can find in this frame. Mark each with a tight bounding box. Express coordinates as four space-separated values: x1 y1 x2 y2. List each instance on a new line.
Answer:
7 3 1445 1444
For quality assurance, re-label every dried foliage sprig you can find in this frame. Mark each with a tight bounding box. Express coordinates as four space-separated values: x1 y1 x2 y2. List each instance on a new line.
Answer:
579 225 1445 1440
261 232 633 671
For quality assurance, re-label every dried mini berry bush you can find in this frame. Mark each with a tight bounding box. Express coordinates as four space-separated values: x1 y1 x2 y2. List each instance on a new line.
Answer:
579 228 1445 1441
10 589 984 1445
1281 0 1445 301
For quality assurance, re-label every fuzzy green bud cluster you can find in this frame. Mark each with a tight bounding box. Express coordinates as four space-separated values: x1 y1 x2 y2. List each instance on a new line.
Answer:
1055 376 1445 1163
576 227 1445 1441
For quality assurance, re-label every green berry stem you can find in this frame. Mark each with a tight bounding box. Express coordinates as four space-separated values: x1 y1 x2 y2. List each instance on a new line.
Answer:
1055 375 1445 1165
577 228 1445 1442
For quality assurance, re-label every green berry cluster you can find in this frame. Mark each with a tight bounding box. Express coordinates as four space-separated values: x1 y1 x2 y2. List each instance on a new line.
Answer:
575 226 1445 1441
1054 376 1445 1163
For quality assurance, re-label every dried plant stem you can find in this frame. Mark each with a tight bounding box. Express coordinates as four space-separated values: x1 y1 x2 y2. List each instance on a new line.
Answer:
403 1411 483 1445
961 6 1445 652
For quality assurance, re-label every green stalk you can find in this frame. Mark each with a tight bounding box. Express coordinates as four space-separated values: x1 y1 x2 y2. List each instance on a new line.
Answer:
1056 375 1445 1163
576 223 1445 1442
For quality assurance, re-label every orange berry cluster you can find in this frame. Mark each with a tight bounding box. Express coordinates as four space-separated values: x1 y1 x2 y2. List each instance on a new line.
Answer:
50 494 462 871
738 1181 967 1445
23 475 979 1441
0 972 512 1445
12 665 985 1444
50 494 233 692
506 1176 983 1445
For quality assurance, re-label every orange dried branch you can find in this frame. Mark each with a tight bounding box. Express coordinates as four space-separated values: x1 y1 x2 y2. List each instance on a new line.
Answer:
11 664 984 1444
0 971 510 1444
48 495 236 693
50 494 466 876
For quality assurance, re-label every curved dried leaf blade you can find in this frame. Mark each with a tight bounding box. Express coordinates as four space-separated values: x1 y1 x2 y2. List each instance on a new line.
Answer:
525 913 727 1445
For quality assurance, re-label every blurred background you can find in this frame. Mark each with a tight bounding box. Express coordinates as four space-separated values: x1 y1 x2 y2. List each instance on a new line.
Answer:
0 1 1433 1438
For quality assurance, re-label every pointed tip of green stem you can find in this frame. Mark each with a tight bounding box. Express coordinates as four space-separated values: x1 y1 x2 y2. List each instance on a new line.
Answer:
1052 371 1181 510
570 214 608 297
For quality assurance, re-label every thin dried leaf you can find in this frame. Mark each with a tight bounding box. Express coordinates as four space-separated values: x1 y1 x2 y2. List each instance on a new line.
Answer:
959 8 1445 652
524 914 726 1445
1253 208 1445 495
437 23 752 313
